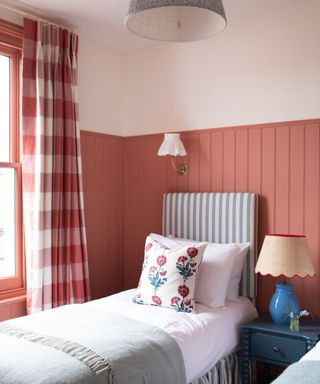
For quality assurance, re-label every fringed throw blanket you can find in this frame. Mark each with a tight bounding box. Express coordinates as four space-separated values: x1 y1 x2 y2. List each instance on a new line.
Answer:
271 361 320 384
0 305 186 384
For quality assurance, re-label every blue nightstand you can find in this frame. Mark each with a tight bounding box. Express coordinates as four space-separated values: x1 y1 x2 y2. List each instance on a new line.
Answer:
241 316 320 384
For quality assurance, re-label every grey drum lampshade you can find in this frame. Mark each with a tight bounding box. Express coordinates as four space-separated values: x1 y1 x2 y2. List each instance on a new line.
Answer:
124 0 227 42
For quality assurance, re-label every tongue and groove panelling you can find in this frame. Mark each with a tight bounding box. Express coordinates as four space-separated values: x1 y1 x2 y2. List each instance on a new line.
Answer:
123 120 320 316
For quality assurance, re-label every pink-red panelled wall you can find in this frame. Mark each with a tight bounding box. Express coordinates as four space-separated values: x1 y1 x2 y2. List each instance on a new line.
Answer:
81 131 124 300
122 120 320 316
1 120 319 321
63 121 320 316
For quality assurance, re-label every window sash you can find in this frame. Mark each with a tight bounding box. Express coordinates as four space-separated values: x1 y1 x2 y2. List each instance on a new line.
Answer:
0 163 23 293
0 45 20 163
0 19 23 299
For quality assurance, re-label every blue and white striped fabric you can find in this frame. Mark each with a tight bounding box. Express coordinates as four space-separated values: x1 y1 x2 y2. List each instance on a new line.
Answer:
191 351 240 384
162 193 258 300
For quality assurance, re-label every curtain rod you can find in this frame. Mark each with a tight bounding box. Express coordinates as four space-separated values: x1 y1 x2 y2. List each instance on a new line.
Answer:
0 2 72 30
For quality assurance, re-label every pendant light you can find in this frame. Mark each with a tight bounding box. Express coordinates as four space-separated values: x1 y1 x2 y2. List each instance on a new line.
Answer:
124 0 227 42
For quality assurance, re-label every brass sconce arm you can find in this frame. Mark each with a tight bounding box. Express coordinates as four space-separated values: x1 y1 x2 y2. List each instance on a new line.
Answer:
171 157 188 176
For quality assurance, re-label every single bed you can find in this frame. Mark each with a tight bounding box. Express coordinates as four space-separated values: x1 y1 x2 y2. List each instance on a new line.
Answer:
162 192 258 383
88 289 257 383
0 192 258 384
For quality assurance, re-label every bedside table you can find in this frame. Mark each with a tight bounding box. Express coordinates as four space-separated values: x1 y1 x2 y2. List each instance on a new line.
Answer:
241 316 320 384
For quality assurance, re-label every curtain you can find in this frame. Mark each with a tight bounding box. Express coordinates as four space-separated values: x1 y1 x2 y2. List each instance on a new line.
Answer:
22 18 90 314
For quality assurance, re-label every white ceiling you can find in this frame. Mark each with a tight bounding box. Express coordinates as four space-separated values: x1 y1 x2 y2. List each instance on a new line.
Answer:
1 0 303 50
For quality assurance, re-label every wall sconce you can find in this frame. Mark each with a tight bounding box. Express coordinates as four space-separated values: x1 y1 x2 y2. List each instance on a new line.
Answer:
157 133 188 176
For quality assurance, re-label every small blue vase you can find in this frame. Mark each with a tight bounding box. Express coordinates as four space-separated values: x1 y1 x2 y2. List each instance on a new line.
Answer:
269 284 300 325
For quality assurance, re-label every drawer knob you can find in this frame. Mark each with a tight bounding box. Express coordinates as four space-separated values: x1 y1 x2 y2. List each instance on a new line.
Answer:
273 346 280 352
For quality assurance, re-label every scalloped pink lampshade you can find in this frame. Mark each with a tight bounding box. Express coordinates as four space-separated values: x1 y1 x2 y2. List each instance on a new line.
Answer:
255 234 315 278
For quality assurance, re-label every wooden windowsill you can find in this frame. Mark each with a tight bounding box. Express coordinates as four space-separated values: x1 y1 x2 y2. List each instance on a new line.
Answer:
0 292 26 306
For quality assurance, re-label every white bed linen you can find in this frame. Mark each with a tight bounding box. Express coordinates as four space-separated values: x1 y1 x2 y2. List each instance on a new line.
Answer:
301 341 320 361
87 289 258 382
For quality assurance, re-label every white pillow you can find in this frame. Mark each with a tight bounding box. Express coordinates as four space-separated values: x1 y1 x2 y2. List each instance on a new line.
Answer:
133 236 207 313
149 233 181 249
150 233 249 306
225 243 250 300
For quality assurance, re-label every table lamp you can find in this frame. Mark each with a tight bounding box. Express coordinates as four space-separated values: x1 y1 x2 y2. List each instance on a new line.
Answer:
255 234 315 325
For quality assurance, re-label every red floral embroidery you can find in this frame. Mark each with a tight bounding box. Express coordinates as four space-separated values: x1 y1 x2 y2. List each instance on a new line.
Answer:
171 297 181 304
157 255 167 266
171 292 193 313
178 256 188 263
149 257 167 292
187 247 198 258
178 284 189 298
145 243 153 252
152 295 162 306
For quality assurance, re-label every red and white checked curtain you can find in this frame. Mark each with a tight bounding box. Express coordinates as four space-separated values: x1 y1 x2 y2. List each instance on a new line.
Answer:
22 18 90 314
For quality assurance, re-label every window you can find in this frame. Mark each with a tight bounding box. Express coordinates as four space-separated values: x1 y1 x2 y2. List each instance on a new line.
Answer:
0 19 23 298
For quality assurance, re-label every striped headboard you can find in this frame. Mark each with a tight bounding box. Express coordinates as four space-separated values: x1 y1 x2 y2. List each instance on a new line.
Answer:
162 193 258 300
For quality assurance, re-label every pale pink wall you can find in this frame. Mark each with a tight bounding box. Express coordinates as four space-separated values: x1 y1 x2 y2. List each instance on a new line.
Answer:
123 119 320 317
78 35 124 136
2 2 320 141
123 0 320 136
1 2 319 140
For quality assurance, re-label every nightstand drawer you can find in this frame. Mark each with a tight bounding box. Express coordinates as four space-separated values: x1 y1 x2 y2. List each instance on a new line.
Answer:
251 333 306 364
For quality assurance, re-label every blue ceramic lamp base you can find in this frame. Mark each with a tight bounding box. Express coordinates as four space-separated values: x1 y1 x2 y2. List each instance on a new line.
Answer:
269 284 300 325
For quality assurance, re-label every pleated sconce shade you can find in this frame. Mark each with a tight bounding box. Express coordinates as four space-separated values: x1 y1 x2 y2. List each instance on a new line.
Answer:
125 0 227 42
157 133 187 157
255 235 315 278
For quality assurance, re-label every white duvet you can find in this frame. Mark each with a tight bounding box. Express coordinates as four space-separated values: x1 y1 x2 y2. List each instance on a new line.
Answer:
87 289 258 382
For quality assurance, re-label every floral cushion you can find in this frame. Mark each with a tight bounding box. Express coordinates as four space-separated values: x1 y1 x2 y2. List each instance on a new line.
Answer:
133 236 207 313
